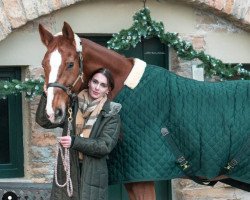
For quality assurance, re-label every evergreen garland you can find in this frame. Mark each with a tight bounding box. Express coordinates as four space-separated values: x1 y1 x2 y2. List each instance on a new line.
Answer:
0 77 44 100
107 7 250 80
0 7 249 99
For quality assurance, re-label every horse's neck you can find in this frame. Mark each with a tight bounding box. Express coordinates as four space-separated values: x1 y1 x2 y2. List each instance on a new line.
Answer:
82 39 134 98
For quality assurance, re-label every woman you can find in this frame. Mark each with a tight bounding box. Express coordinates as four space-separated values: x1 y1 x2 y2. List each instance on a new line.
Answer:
36 68 121 200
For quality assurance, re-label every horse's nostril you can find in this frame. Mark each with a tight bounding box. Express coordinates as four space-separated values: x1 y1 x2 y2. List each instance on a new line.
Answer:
55 109 62 118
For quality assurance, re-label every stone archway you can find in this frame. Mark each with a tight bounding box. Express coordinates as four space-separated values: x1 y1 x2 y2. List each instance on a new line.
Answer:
0 0 250 41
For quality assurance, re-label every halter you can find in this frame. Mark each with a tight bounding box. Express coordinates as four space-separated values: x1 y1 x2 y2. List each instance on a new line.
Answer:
47 51 84 103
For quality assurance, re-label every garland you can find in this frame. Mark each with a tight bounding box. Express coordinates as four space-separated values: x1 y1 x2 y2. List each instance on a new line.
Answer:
0 77 44 100
0 7 249 99
107 8 250 80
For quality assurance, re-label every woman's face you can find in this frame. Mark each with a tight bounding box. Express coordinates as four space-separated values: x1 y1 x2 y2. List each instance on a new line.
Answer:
88 73 109 100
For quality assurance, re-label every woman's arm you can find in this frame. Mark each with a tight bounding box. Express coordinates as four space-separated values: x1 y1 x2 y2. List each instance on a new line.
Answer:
70 115 121 158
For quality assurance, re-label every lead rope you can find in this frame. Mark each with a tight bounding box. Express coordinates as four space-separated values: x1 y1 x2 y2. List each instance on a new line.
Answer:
54 107 73 197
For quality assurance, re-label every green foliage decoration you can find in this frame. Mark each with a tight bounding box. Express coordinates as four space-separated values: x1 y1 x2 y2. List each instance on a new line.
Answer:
107 7 250 80
0 77 44 100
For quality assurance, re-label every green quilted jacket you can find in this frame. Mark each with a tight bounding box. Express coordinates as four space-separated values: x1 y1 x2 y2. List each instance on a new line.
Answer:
108 65 250 185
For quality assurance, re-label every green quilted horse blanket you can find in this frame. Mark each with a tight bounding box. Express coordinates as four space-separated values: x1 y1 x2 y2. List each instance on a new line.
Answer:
108 65 250 185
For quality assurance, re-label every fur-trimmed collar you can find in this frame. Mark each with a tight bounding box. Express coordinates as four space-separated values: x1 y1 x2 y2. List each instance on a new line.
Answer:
102 101 122 117
124 58 146 89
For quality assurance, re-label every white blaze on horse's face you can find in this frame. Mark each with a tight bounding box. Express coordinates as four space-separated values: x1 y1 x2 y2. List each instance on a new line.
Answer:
46 49 62 122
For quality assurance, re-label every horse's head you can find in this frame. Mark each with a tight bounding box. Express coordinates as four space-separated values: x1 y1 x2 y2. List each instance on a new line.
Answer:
39 22 83 124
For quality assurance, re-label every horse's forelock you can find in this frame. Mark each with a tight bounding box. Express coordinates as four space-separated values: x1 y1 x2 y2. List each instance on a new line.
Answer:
54 32 82 52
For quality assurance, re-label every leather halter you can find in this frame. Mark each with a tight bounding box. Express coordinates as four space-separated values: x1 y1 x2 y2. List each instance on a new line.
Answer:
47 50 84 103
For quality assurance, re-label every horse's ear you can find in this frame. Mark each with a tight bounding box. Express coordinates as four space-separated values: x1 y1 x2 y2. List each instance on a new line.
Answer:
39 24 54 47
62 22 74 42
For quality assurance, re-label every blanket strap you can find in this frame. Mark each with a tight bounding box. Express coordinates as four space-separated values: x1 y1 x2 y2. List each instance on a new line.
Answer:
220 135 250 175
161 128 217 186
161 128 250 187
215 135 250 191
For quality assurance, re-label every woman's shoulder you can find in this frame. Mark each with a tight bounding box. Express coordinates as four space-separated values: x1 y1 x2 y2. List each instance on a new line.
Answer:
103 100 122 117
109 101 122 115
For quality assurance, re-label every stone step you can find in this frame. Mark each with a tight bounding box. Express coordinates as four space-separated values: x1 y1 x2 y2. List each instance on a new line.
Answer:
0 183 51 200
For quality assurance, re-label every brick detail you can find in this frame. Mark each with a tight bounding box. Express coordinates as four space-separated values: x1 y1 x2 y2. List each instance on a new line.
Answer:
2 0 27 28
22 0 39 20
214 0 226 11
224 0 234 14
191 36 206 50
0 4 11 40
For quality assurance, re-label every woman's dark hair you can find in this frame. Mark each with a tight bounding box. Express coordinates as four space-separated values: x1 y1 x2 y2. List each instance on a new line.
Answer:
89 68 115 90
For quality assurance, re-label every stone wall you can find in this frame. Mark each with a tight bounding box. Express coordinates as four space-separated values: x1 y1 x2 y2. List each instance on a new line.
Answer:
180 0 250 26
27 67 58 183
172 180 250 200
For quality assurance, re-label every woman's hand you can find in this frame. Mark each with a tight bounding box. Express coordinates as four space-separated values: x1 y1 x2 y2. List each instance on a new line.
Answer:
59 136 72 148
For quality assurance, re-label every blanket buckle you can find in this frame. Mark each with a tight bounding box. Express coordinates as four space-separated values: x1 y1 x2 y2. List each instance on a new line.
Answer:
177 156 190 170
224 159 238 171
161 127 169 136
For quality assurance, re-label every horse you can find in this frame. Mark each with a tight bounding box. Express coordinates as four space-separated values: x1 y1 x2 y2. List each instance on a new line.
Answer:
38 22 250 199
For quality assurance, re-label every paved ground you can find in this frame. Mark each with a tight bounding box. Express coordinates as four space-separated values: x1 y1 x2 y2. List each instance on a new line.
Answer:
0 183 51 200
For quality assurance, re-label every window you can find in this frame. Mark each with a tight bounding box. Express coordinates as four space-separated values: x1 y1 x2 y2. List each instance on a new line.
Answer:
0 67 24 178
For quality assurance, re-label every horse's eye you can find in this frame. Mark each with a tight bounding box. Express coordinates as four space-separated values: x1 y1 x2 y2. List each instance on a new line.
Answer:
67 62 74 69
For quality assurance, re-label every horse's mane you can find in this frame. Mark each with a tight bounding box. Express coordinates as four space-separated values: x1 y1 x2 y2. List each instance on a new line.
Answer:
81 38 133 76
82 38 129 62
80 38 134 98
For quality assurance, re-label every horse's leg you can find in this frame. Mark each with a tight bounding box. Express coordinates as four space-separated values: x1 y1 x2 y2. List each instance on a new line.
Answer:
125 183 137 200
125 181 156 200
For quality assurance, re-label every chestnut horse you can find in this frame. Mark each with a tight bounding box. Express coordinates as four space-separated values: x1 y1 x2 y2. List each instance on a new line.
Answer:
39 22 157 199
38 22 250 199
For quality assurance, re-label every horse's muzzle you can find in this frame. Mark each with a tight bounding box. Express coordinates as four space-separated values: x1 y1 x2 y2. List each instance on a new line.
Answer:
46 108 66 125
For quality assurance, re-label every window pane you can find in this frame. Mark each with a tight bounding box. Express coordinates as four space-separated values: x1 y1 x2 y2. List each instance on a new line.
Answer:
0 98 10 163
